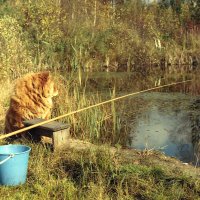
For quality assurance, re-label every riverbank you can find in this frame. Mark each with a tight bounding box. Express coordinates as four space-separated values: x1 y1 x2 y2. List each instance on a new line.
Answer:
0 139 199 199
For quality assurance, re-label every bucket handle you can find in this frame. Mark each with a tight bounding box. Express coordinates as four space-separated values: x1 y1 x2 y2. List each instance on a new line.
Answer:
0 154 14 165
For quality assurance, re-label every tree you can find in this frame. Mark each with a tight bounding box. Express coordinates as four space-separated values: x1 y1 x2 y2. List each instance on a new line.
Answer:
190 0 200 23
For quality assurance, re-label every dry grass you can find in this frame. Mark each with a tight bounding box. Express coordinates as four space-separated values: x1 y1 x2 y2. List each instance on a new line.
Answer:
0 139 199 199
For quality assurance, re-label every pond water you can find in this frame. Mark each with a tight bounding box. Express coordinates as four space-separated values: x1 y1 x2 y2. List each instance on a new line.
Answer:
128 92 199 164
84 71 200 164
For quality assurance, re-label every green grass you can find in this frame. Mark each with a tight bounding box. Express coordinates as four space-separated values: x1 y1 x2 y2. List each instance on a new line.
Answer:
0 140 200 200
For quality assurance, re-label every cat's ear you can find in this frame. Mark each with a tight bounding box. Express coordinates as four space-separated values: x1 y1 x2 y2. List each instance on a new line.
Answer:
42 71 50 80
44 71 50 76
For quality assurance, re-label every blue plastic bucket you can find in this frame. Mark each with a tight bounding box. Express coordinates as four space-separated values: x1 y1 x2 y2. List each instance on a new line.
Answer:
0 144 31 186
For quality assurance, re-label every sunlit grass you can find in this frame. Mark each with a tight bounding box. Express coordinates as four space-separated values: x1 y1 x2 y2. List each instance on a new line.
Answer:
0 140 199 199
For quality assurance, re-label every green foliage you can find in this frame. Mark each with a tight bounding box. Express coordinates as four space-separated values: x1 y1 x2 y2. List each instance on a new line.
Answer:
0 16 32 78
0 0 199 75
190 0 200 22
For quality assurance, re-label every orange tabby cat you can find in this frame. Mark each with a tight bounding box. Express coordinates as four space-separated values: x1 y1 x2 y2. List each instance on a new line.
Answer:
4 71 58 134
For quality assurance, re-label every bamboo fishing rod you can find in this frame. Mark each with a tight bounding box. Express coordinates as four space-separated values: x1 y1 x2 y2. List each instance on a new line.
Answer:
0 79 192 140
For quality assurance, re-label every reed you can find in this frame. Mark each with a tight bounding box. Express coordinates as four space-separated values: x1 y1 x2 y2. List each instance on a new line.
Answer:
52 73 124 144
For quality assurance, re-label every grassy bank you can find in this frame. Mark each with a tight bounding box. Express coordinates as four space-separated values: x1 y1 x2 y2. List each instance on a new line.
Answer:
0 140 200 200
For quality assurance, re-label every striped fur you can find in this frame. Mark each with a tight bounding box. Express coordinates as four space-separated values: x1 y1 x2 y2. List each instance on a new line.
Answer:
4 71 58 134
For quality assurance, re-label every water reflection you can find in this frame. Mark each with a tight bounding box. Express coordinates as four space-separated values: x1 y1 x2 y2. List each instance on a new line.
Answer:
129 92 196 163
